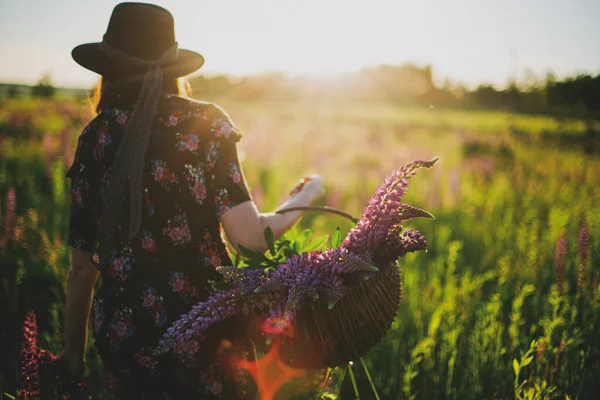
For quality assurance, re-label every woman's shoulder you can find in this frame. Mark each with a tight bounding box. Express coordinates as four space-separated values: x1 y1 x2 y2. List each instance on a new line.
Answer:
163 95 241 142
164 95 230 118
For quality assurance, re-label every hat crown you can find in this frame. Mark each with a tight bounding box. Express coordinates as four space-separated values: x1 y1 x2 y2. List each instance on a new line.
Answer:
103 3 176 62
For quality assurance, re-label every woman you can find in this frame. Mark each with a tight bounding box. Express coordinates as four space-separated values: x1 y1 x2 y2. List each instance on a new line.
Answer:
62 3 323 398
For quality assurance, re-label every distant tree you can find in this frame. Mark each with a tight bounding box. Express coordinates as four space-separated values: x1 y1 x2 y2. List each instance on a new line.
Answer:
31 72 56 98
7 86 20 99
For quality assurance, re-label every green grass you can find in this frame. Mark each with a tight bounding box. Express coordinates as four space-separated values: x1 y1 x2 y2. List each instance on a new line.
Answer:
1 98 599 399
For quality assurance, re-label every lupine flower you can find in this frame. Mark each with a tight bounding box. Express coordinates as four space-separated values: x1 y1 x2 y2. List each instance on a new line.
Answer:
155 158 437 357
341 158 436 259
555 232 567 295
577 223 590 298
19 312 86 399
578 224 589 267
2 187 16 251
19 312 41 399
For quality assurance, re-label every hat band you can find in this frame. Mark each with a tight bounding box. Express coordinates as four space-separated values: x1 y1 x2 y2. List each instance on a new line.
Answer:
99 40 180 66
96 41 179 266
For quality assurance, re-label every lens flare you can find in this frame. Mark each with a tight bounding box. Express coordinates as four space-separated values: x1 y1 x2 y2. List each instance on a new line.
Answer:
236 339 306 400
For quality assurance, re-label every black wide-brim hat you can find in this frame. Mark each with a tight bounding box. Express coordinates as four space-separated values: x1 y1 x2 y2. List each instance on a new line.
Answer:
72 2 204 80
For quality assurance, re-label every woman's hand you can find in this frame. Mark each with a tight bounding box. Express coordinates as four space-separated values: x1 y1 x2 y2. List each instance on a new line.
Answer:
289 174 325 204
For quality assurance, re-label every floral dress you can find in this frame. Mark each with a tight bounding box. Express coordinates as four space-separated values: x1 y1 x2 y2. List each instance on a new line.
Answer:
67 95 255 399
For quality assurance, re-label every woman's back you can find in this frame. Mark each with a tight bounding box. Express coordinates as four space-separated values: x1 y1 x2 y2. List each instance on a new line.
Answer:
67 94 253 396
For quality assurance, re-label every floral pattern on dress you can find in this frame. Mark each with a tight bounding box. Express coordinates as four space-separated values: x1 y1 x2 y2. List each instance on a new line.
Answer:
184 163 207 204
133 351 160 377
168 271 199 303
176 133 200 153
214 188 235 217
141 285 168 327
93 123 113 161
108 306 134 351
162 211 192 247
206 141 220 170
107 246 135 282
212 117 234 139
70 178 90 207
140 230 157 253
198 231 222 267
167 111 184 127
115 111 129 127
229 162 242 185
199 371 224 396
151 160 178 190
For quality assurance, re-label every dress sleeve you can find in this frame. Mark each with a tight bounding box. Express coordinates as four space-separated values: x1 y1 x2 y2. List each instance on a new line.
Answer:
205 104 252 220
65 118 107 251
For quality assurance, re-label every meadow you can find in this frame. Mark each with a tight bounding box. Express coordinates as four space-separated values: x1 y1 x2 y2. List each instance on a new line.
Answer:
0 95 599 399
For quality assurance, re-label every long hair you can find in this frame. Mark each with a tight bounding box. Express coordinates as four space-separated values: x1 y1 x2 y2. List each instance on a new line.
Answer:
89 76 192 115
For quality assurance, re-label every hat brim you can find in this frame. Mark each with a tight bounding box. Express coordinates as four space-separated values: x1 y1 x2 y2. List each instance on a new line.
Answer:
72 43 204 80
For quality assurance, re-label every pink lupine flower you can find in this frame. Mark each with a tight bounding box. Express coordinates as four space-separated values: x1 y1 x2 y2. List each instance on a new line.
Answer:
555 232 567 295
3 187 16 249
578 223 589 266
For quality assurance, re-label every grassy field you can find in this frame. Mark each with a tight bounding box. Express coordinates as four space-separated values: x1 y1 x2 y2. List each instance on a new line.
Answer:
1 96 599 399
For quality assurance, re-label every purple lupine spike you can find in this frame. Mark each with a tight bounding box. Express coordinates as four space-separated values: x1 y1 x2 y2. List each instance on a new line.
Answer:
216 266 270 295
19 312 40 399
342 158 437 255
376 228 428 265
555 232 567 295
2 187 16 251
578 223 589 267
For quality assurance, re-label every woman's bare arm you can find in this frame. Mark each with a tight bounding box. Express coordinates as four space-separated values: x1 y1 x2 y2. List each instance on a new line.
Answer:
221 177 324 253
63 248 99 376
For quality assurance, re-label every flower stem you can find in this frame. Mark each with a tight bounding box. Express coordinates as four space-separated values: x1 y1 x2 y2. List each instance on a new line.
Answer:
276 206 359 223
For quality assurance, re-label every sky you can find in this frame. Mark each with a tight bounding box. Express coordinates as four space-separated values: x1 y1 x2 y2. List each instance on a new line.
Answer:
1 0 599 89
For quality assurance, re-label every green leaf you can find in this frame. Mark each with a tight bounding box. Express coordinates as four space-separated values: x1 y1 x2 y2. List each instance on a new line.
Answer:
320 393 338 400
294 229 312 253
304 235 329 252
276 240 291 249
238 244 258 259
264 226 275 254
4 394 16 400
332 227 342 248
521 355 534 367
512 358 520 377
237 244 268 269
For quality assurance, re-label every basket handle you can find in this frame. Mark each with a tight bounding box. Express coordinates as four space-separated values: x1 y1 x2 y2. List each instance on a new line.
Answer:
276 205 359 223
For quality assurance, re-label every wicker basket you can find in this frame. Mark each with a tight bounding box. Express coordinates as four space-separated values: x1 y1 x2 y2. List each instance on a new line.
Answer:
271 261 402 369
